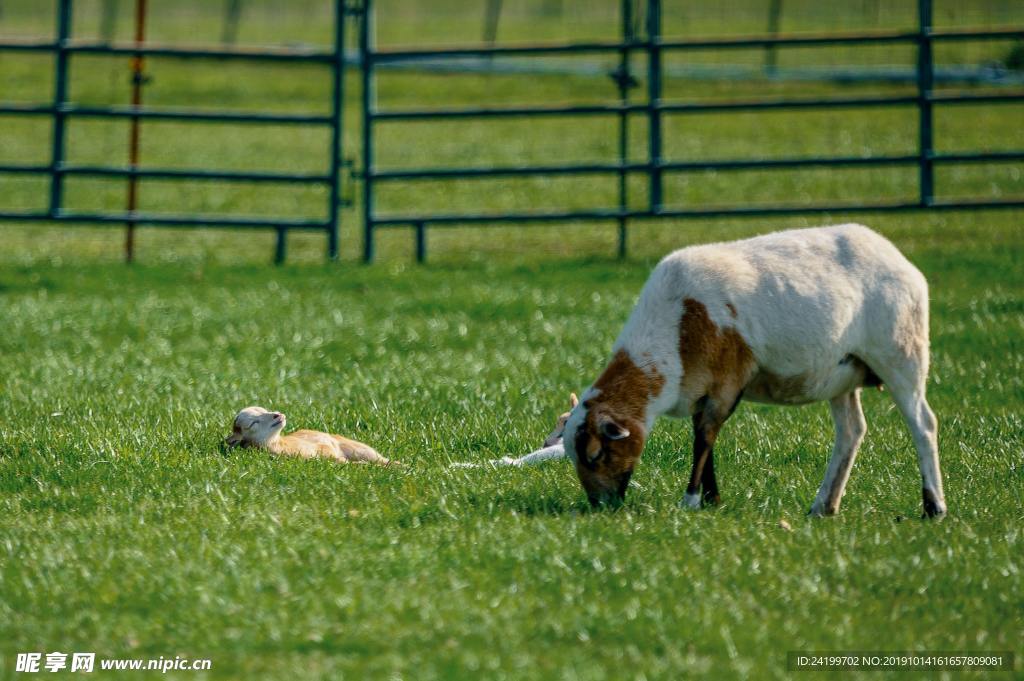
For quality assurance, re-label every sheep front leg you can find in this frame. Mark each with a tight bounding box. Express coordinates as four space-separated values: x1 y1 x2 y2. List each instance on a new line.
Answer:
682 410 725 509
698 423 721 506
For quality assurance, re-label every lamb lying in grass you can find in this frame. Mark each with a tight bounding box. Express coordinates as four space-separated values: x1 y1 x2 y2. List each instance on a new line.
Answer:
225 406 395 465
451 394 577 468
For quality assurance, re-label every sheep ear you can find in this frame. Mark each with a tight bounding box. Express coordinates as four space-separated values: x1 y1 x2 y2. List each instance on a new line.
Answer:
599 417 630 441
569 393 579 408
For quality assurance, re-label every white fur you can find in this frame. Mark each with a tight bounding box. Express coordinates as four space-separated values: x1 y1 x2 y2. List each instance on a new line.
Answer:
509 443 567 466
231 406 287 444
564 224 946 515
451 443 566 469
681 492 702 509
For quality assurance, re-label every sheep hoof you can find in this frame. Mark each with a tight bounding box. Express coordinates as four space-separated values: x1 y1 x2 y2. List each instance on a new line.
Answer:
680 492 702 510
806 502 834 518
922 488 947 518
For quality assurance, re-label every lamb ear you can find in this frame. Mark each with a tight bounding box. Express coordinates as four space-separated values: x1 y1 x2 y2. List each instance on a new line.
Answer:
569 393 579 409
599 417 630 441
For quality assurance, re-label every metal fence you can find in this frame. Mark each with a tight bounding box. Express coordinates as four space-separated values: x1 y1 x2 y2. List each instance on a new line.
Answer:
0 0 349 263
1 1 1023 263
360 0 1024 262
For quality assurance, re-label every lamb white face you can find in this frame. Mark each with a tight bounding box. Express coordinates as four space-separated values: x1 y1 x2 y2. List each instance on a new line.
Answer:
227 406 286 447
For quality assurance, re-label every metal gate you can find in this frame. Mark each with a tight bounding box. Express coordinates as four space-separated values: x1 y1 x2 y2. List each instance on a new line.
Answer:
358 0 1024 262
0 0 349 263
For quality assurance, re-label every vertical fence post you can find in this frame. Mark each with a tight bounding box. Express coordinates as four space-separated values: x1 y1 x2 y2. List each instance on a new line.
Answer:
764 0 783 75
48 0 73 218
483 0 503 50
326 0 345 261
646 0 662 213
360 0 375 263
615 0 634 259
125 0 147 264
917 0 934 206
274 226 287 264
221 0 243 45
100 0 119 44
414 221 426 263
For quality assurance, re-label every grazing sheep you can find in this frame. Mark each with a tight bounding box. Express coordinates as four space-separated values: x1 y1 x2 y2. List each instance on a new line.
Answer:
225 406 394 465
562 224 946 518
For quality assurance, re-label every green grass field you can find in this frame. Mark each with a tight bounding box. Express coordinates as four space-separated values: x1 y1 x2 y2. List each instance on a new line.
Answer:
2 1 1023 679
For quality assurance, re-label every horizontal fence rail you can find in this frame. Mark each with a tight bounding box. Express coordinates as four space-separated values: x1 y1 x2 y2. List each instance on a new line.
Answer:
0 164 333 184
367 27 1024 62
0 211 330 229
359 0 1024 262
368 91 1024 120
0 103 335 124
0 0 350 263
369 198 1024 228
0 36 339 62
367 151 1024 181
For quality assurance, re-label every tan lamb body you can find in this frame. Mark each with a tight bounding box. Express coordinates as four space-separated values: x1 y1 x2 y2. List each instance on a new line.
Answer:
225 406 394 465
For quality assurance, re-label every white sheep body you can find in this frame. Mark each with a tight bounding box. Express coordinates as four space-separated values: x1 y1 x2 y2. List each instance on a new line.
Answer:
563 223 946 516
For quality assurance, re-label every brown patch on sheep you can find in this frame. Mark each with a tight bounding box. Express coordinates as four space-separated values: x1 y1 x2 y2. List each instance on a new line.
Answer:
725 302 738 318
678 298 757 407
591 350 665 422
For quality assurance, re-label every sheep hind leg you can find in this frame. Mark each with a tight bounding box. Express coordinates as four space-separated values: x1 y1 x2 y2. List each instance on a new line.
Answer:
888 380 946 518
867 347 946 518
809 389 867 517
